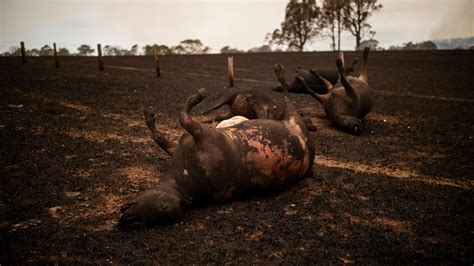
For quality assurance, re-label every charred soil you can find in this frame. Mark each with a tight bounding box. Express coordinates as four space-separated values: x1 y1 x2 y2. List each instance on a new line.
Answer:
1 51 473 263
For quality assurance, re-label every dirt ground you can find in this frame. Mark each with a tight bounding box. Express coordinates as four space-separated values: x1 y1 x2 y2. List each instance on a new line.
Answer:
1 51 473 264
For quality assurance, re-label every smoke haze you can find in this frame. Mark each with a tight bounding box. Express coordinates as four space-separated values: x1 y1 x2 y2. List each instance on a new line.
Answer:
430 0 474 40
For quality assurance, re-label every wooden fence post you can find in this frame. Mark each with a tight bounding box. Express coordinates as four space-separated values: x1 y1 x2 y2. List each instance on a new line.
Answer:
53 43 59 68
97 44 104 71
153 48 161 78
228 56 234 88
20 41 26 63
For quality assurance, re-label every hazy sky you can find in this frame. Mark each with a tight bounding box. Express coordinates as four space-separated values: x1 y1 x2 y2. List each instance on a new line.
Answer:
1 0 473 53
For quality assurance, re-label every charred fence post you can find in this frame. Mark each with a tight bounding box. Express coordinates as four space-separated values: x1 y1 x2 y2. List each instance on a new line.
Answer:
228 56 234 88
153 48 161 78
97 44 104 71
53 43 59 68
20 41 26 63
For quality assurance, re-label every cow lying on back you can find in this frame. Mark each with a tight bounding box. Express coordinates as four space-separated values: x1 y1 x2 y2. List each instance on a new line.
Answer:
202 89 284 121
201 88 317 131
119 65 315 227
299 48 373 135
273 57 358 94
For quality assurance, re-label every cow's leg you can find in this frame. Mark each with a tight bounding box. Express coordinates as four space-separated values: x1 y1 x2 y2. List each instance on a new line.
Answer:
333 114 362 135
202 97 229 115
211 109 235 122
179 88 210 141
297 76 329 105
337 52 358 101
202 108 234 123
358 47 370 83
273 64 308 130
300 114 317 131
144 106 177 156
345 56 359 75
308 70 333 91
244 93 271 119
274 64 296 116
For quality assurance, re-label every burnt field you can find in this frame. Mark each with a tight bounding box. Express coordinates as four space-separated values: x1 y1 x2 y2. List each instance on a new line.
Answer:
1 51 473 263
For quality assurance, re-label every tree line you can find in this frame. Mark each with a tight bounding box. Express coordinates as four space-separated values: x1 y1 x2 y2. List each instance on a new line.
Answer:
0 39 212 57
0 40 210 56
388 41 437 51
1 42 289 57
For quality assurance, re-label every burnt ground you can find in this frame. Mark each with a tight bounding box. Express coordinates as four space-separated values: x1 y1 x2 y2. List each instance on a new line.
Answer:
0 51 473 264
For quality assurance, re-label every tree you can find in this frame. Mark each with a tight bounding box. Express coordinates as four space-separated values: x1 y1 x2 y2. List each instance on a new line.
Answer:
57 48 70 56
103 45 129 56
322 0 345 51
156 45 172 55
265 29 286 51
266 0 324 52
178 39 211 54
418 41 437 50
113 45 140 56
220 46 244 54
247 45 272 53
171 45 185 55
39 45 54 56
342 0 382 49
129 44 139 56
103 45 115 56
26 49 40 56
388 40 438 51
404 41 437 50
77 44 94 56
285 46 301 52
143 44 172 55
5 46 21 56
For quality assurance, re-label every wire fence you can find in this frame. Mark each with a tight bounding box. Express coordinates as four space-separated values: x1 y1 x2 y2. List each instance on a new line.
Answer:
4 41 241 85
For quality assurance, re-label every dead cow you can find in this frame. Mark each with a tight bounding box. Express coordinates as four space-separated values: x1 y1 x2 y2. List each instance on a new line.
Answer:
119 65 315 227
300 48 373 135
201 89 284 121
273 57 358 94
201 88 317 131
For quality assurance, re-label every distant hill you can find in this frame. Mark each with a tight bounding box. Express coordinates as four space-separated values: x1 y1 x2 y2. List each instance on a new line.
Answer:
432 37 474 49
